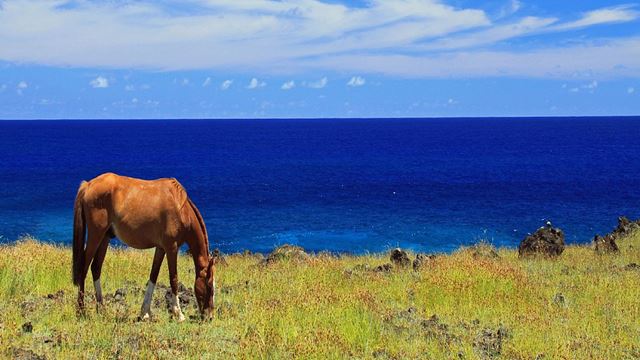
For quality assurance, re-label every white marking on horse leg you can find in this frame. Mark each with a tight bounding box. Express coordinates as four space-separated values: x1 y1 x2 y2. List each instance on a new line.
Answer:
94 279 103 303
171 293 185 322
139 281 155 320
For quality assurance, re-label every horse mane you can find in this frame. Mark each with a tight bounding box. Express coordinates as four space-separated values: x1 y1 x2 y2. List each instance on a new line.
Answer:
187 197 209 255
170 178 209 255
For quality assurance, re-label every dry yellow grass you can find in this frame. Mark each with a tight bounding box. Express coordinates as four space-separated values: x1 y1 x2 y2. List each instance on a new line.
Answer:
0 232 639 359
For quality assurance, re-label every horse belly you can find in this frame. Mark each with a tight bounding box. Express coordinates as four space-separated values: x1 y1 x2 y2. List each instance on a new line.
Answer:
111 218 163 249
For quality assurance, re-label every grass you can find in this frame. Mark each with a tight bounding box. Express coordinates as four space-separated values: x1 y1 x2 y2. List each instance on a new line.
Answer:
0 233 639 359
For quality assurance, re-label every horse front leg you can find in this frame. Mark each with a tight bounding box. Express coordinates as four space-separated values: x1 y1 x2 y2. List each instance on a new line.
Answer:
139 247 165 321
166 247 185 322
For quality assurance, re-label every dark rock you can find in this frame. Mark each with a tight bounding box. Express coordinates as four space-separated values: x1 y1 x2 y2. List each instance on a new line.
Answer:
161 282 196 311
20 300 37 315
212 248 228 267
22 322 33 333
262 244 309 265
114 288 126 302
553 293 567 308
473 326 509 359
372 349 395 359
467 243 499 259
413 254 436 271
614 216 640 237
390 248 410 268
421 314 451 341
519 223 565 258
593 234 619 254
45 290 64 300
374 263 393 273
11 348 45 360
625 263 639 271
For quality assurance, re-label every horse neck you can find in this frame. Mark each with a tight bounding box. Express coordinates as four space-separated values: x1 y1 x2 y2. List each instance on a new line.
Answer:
184 214 209 271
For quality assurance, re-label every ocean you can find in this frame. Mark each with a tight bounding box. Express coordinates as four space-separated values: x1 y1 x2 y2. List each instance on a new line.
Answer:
1 117 639 254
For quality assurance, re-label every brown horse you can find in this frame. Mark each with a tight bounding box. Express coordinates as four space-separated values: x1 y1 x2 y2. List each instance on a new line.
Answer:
72 172 215 321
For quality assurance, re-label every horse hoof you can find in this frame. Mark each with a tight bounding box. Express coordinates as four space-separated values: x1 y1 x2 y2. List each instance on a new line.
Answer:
175 313 185 323
138 313 151 321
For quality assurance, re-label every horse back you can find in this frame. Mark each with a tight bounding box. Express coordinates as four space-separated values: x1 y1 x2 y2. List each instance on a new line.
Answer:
81 173 194 247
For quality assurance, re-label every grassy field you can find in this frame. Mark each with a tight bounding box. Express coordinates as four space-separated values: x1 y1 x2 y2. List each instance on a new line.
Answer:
1 232 639 359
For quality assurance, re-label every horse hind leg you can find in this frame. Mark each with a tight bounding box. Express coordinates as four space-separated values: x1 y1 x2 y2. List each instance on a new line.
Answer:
77 224 108 313
166 248 185 322
139 247 165 321
91 234 111 307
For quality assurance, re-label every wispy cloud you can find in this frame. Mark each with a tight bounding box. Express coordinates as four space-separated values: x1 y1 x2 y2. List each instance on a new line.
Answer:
220 80 233 90
551 5 639 31
281 80 295 90
202 77 212 87
629 87 636 94
347 76 366 87
307 77 328 89
247 78 266 89
0 1 638 78
90 76 109 88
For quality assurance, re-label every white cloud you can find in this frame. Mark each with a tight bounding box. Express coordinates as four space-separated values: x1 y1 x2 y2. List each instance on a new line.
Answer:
220 80 233 90
347 76 366 87
281 80 295 90
16 81 28 95
0 2 638 79
498 0 522 18
125 84 135 91
552 5 639 31
90 76 109 88
247 78 266 89
202 77 212 87
308 77 328 89
629 87 636 94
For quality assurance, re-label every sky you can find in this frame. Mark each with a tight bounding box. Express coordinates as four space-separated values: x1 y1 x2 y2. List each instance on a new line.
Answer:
0 0 639 119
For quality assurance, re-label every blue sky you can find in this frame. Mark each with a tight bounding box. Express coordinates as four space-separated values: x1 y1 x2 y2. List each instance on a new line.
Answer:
0 0 639 119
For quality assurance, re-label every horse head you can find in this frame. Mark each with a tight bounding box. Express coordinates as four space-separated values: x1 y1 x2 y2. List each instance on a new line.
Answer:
195 255 216 320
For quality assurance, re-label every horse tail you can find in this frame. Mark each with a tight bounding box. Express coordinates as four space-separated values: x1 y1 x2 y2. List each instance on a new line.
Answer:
72 181 88 286
187 197 209 255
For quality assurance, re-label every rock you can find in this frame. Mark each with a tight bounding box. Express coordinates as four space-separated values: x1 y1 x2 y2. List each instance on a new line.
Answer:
552 293 567 308
45 290 64 300
421 314 451 342
114 288 126 302
473 326 509 359
624 263 639 271
467 243 499 259
11 348 45 360
593 234 619 254
390 248 410 268
262 244 309 265
22 322 33 333
159 282 196 311
519 224 565 258
413 254 436 271
211 248 228 267
374 263 393 273
614 216 640 237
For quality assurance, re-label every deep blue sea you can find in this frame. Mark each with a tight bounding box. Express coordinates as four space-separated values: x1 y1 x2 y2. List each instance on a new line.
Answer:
1 118 639 254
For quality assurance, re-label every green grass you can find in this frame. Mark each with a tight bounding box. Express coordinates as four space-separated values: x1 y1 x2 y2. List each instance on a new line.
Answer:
1 233 639 359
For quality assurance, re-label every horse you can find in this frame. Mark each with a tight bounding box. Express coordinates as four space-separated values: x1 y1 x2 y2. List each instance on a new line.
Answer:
72 172 215 321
